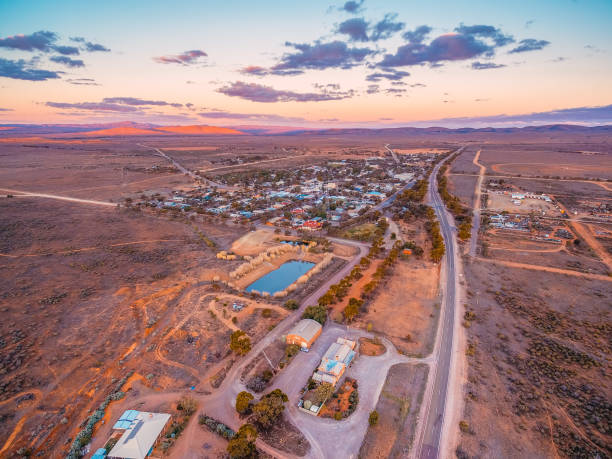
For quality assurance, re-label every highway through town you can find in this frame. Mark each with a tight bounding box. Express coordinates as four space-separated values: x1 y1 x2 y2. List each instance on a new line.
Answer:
137 143 232 190
415 149 463 459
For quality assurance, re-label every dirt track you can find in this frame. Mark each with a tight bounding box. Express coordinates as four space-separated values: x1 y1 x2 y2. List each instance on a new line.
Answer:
476 257 612 282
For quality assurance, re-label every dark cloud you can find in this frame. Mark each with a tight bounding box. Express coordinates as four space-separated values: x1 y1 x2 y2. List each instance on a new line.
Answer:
366 69 410 81
0 108 14 111
455 24 514 47
0 58 61 81
271 40 375 72
84 42 110 52
70 36 85 43
51 45 80 56
509 38 550 53
217 81 354 103
382 24 525 67
337 14 403 42
471 61 505 70
337 18 369 42
410 83 426 87
391 81 406 86
66 78 100 86
153 50 207 65
379 34 491 67
366 84 380 94
199 110 307 123
341 0 364 14
46 101 141 112
50 56 85 68
370 14 404 41
0 30 57 52
402 25 432 44
319 118 339 122
102 97 182 108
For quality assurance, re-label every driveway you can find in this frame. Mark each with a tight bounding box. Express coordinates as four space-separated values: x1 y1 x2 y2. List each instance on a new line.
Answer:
274 322 426 459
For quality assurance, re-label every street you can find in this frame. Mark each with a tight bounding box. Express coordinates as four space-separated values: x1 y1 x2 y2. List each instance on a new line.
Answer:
414 149 463 459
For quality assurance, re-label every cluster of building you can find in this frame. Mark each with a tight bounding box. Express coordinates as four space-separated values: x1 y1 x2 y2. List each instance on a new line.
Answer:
287 319 358 416
489 214 530 230
137 157 429 229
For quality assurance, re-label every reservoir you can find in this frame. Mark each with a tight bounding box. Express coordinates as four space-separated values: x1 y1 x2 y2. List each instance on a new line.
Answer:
246 260 315 294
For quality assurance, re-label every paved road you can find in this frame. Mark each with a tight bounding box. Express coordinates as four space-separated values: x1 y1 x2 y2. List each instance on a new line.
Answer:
415 149 463 459
373 180 415 212
384 143 400 163
137 144 232 190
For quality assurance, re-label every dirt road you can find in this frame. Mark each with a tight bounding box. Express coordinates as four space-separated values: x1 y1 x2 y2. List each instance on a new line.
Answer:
469 150 485 257
556 201 612 273
0 188 115 207
476 257 612 282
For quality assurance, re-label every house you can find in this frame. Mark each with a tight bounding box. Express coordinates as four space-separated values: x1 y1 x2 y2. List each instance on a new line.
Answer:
108 410 171 459
286 319 322 350
312 338 356 386
302 220 323 231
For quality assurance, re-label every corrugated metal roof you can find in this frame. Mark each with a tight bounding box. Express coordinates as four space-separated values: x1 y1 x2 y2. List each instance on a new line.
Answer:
108 411 170 459
287 319 322 342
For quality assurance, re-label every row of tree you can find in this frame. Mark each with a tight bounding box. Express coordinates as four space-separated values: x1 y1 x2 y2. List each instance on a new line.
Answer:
425 207 446 263
436 163 472 241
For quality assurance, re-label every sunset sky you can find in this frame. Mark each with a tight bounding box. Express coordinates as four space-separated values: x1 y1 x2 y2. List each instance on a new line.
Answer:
1 0 611 127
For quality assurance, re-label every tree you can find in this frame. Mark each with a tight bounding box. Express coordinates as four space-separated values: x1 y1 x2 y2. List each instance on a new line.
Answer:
252 389 288 429
227 423 258 458
312 383 334 405
235 391 254 414
302 305 327 325
343 298 362 322
230 330 252 355
369 410 379 426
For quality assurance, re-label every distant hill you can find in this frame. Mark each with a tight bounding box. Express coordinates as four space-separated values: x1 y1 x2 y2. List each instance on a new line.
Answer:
0 122 245 138
155 125 244 135
0 122 610 139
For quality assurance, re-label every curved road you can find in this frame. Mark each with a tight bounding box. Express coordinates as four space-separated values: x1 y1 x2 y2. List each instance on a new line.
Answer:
414 149 463 459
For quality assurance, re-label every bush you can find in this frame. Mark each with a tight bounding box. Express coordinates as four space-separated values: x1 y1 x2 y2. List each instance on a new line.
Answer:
227 423 258 458
312 383 334 405
252 389 288 429
177 396 198 416
284 299 299 310
285 344 300 359
302 305 327 325
368 410 379 426
459 420 470 433
235 391 254 414
261 308 272 318
230 330 252 355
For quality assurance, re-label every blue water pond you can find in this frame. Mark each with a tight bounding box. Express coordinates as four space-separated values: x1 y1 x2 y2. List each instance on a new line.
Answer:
246 260 315 294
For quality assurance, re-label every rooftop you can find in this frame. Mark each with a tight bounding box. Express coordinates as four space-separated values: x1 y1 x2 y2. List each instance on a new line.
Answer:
108 410 171 459
287 318 322 342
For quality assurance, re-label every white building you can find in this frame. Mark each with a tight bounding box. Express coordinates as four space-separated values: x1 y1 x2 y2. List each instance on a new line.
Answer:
108 410 171 459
